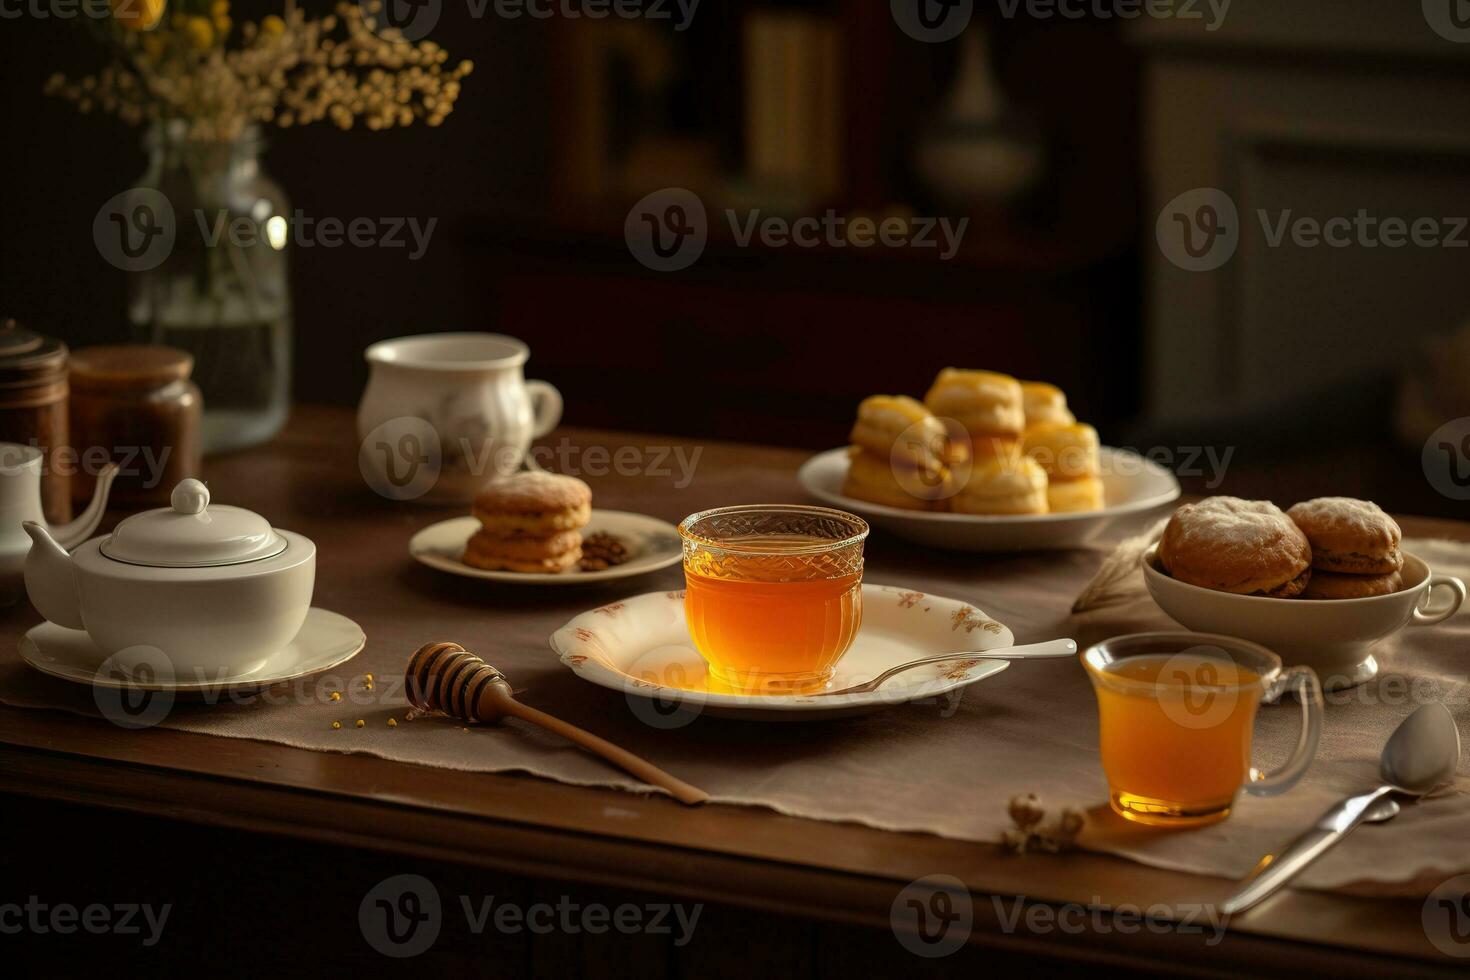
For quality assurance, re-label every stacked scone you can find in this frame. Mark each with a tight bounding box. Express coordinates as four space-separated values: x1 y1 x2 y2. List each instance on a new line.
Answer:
1021 420 1103 514
1157 495 1406 600
840 369 1105 515
1288 498 1404 599
842 395 950 510
923 369 1025 465
463 471 592 573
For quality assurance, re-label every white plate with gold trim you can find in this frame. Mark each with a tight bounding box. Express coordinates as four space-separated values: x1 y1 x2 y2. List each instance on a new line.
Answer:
549 584 1046 721
410 511 682 585
797 446 1180 552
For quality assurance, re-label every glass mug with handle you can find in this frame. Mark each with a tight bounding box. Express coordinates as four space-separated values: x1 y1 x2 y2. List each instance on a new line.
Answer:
1083 632 1323 827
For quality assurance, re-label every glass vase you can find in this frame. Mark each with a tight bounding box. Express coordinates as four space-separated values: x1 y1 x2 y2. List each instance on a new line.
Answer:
128 120 291 454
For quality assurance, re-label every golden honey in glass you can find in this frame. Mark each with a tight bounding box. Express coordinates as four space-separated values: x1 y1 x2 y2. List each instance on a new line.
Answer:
678 505 868 692
1083 633 1322 828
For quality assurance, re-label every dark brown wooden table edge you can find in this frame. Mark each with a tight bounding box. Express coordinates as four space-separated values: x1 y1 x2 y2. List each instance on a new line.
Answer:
0 708 1453 976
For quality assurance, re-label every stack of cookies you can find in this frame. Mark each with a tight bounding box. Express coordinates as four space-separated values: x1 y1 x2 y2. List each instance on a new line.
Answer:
922 368 1024 465
1157 495 1407 601
1159 497 1313 597
1287 498 1404 599
463 472 592 574
841 395 950 510
838 369 1107 516
1021 421 1103 513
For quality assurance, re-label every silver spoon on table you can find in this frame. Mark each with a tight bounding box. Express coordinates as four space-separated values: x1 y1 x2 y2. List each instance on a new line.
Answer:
1221 701 1462 915
811 638 1078 697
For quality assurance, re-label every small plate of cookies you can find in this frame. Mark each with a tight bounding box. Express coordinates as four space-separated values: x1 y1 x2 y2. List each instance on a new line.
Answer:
409 472 682 584
1144 496 1467 689
798 370 1180 552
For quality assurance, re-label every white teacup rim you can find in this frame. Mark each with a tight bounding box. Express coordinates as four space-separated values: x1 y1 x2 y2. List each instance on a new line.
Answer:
365 332 530 372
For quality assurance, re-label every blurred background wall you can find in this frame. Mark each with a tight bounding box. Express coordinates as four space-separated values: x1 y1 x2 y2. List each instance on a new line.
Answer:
4 0 1470 513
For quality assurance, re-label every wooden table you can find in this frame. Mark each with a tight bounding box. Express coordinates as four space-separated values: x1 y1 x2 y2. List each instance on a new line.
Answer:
1 406 1462 976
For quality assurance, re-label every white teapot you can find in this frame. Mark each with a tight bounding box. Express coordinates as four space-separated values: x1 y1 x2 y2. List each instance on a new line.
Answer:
0 443 116 605
24 478 316 678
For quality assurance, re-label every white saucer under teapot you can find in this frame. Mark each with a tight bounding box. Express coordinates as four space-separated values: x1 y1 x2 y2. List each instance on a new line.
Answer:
24 478 315 678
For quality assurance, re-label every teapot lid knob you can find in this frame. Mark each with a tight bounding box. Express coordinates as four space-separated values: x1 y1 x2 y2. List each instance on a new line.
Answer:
171 479 210 515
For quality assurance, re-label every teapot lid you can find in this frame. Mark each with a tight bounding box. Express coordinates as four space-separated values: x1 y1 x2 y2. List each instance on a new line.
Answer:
101 479 288 568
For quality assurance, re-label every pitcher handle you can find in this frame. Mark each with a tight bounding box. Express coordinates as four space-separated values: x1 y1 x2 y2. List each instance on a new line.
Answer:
526 380 563 439
1246 666 1322 797
1413 574 1466 626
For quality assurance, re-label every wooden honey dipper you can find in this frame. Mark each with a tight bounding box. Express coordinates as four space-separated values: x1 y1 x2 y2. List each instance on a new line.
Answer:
405 641 709 806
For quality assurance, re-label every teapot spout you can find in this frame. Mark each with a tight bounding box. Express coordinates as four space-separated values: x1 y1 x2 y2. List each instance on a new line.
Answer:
23 521 84 630
50 462 117 549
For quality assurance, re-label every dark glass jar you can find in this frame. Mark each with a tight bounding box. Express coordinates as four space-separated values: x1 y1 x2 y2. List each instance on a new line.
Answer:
0 319 70 523
69 345 202 506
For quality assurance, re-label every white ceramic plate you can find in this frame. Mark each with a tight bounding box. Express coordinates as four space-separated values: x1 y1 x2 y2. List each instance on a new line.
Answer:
549 583 1027 721
798 446 1181 552
19 607 366 693
410 510 682 585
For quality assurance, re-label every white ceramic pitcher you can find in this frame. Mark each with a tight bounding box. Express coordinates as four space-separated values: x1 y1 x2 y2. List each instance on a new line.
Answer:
357 333 563 504
0 443 116 605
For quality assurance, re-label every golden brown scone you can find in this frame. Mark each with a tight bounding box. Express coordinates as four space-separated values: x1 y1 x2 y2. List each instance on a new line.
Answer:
948 433 1021 467
1286 497 1403 575
923 369 1024 439
472 471 592 536
1046 474 1105 513
951 455 1047 516
463 529 583 573
1021 381 1076 429
1300 569 1403 600
1021 422 1100 480
1158 497 1312 596
842 447 948 511
848 395 947 476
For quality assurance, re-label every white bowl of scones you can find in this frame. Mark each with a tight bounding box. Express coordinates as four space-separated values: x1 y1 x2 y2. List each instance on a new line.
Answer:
1143 496 1467 689
798 369 1180 552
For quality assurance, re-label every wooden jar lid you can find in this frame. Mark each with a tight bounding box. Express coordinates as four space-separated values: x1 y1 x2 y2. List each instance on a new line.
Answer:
70 345 194 392
0 319 67 386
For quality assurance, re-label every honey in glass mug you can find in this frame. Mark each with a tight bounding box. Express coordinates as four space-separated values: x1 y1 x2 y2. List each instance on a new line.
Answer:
678 506 869 693
1084 634 1323 828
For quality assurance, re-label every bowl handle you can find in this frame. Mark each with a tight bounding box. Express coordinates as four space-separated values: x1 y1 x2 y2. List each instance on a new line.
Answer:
1413 575 1466 626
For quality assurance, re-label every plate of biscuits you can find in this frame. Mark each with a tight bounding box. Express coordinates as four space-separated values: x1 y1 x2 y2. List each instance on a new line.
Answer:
409 472 682 584
798 369 1180 552
1141 495 1467 689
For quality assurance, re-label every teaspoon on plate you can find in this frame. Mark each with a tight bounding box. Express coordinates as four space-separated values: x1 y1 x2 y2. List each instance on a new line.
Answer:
1220 701 1461 915
812 638 1078 697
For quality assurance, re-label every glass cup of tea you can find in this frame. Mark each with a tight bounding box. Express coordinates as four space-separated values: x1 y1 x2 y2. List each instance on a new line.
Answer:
678 505 869 693
1083 632 1323 827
